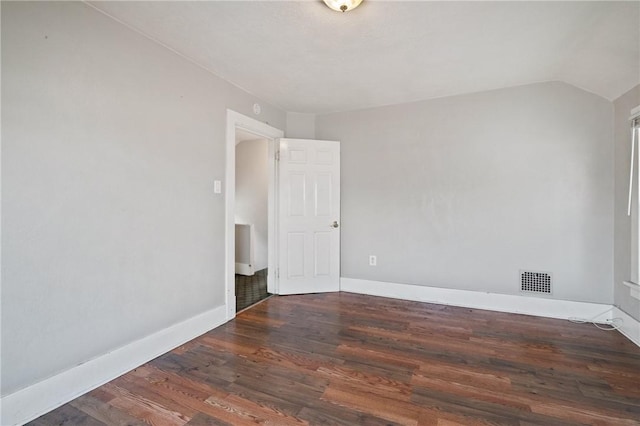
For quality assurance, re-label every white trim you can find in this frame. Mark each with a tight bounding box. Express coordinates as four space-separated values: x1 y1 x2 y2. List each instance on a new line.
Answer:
0 305 228 426
613 306 640 348
225 110 284 319
623 280 640 300
340 278 613 322
267 137 279 294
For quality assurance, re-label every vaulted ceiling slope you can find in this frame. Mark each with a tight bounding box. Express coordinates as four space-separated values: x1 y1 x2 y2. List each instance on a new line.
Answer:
89 1 639 114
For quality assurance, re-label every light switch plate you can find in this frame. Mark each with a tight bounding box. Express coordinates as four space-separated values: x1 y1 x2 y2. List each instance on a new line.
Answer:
214 180 222 194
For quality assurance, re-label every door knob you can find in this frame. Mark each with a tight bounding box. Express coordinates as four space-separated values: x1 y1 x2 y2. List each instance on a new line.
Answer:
331 221 339 228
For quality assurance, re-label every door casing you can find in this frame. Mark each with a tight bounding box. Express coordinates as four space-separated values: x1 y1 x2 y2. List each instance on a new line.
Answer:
225 110 284 320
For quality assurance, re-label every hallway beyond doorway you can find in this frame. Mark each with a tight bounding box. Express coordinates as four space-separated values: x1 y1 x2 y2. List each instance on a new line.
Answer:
236 268 270 312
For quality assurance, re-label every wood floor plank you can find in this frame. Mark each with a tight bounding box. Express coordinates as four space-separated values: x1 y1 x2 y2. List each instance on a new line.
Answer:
183 412 233 426
226 382 307 418
69 395 146 426
298 399 404 426
101 383 192 425
28 292 640 426
321 382 420 426
316 364 413 399
29 404 106 426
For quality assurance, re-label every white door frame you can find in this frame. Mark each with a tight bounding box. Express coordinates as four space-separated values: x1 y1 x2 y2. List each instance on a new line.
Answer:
225 110 284 320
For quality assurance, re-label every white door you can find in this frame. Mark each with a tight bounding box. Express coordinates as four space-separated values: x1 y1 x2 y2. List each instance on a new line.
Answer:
277 138 340 295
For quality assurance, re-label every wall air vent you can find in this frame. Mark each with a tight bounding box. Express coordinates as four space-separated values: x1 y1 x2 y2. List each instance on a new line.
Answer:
520 270 552 294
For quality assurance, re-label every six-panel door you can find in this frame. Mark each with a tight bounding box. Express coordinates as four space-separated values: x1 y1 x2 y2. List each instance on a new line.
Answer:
278 138 340 295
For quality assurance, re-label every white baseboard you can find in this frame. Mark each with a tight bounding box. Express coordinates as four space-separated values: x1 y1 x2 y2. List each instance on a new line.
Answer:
3 286 637 426
1 305 228 426
613 307 640 348
340 277 614 323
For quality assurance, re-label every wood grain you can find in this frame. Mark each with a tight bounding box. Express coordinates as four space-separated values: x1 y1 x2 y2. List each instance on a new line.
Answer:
29 292 640 425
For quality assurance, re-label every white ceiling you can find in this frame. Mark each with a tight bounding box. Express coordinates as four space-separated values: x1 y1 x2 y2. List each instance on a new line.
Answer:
89 1 640 114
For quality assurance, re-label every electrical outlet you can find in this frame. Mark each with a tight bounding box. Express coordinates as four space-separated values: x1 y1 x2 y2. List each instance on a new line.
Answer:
369 255 377 266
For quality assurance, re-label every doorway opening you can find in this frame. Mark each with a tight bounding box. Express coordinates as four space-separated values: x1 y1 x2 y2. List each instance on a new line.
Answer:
235 130 270 312
225 110 284 319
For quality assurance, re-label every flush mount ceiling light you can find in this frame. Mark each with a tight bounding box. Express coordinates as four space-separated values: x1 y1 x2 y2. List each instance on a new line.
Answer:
323 0 363 12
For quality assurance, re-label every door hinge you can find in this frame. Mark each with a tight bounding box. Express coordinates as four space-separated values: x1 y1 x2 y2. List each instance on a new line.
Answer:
275 151 280 161
277 268 280 278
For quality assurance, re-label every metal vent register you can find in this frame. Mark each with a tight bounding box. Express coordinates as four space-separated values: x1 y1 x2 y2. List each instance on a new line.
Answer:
520 270 552 294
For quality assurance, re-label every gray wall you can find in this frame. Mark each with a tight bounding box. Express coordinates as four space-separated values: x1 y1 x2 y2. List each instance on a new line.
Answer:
1 1 285 396
286 112 316 139
613 85 640 320
317 82 614 304
235 139 269 271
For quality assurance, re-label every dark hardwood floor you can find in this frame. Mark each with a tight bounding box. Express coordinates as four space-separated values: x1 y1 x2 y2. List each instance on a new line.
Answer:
236 269 270 312
30 292 640 425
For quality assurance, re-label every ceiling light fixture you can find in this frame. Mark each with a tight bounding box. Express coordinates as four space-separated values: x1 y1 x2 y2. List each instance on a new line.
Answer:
323 0 363 13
